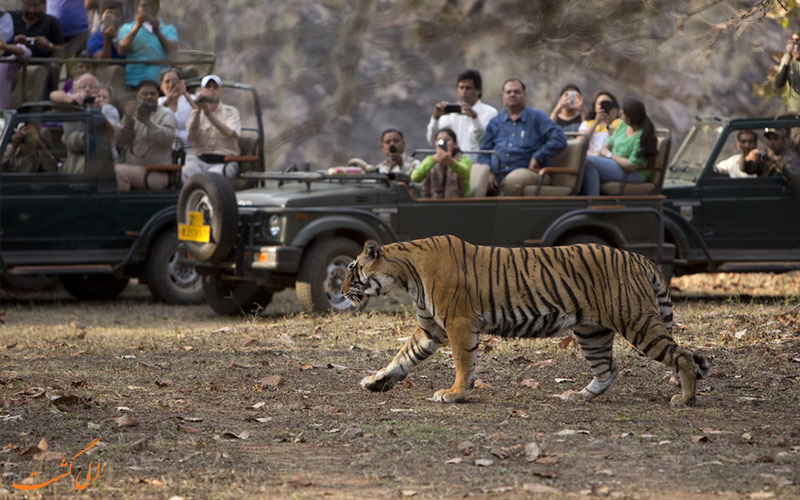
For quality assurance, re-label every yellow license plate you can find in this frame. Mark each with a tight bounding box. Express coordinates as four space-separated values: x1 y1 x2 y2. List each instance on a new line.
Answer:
178 210 210 242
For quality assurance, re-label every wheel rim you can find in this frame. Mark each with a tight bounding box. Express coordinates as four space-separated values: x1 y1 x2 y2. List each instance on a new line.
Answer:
168 247 201 291
185 189 214 226
324 255 353 310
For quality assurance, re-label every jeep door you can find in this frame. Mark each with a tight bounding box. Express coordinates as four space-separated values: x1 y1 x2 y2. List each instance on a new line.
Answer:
394 193 498 245
0 113 107 266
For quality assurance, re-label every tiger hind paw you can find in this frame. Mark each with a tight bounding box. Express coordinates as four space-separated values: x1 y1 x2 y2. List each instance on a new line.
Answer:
431 388 468 403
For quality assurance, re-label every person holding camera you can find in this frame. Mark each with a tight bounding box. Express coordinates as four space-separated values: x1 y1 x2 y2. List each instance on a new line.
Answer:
579 91 622 156
158 67 194 150
410 128 472 198
2 122 57 173
426 69 497 161
9 0 64 101
775 33 800 112
368 128 419 175
580 98 659 196
549 84 584 132
741 127 800 194
181 74 241 182
116 0 178 88
113 78 177 190
478 78 567 196
86 1 123 59
713 130 758 179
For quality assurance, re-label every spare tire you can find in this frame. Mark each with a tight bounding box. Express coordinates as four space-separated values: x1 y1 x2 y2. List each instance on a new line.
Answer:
177 173 238 263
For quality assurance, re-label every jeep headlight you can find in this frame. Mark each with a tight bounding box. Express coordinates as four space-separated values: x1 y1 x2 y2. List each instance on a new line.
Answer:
268 215 281 238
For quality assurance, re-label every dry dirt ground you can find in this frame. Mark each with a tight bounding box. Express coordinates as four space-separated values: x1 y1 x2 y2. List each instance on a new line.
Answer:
0 273 799 499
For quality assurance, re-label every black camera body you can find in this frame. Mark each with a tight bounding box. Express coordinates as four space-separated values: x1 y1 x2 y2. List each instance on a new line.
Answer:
436 137 449 150
388 144 398 154
197 95 220 104
443 103 462 114
25 37 36 48
83 95 96 105
599 100 615 114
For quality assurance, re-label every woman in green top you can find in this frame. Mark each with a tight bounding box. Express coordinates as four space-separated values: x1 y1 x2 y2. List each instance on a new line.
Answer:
411 128 472 198
580 98 658 196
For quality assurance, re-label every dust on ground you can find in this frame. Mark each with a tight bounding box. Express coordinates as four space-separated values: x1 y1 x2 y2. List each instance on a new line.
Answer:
0 273 798 499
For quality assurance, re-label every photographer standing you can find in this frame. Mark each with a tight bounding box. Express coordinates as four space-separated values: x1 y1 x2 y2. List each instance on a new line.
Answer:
181 74 241 182
114 78 177 190
775 33 800 112
743 127 800 194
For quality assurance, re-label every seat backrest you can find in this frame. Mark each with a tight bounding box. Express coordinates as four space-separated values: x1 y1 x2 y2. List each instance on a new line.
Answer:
547 135 587 190
648 129 671 188
62 131 86 174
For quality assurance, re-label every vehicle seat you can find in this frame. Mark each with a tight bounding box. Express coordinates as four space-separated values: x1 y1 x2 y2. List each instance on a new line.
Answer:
600 129 671 195
229 134 261 190
469 162 491 197
62 131 86 174
522 135 587 196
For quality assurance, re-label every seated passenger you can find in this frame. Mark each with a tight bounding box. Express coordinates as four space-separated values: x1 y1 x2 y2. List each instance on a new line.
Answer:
366 128 420 175
114 78 177 190
742 127 800 194
549 84 584 132
410 128 472 198
0 28 32 108
86 1 123 59
49 73 120 131
2 123 57 173
181 74 240 182
580 98 659 196
579 91 622 156
714 129 757 178
478 78 567 196
10 0 64 100
116 0 178 88
158 67 194 150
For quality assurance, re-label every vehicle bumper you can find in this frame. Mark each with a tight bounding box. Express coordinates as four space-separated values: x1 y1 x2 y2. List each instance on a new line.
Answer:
246 245 303 273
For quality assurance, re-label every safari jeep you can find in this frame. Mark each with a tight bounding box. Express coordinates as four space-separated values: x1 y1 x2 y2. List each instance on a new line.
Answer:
662 116 800 276
0 81 264 303
178 133 676 315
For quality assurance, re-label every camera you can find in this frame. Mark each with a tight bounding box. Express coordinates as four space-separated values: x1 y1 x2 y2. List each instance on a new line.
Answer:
568 90 577 106
436 137 449 150
599 100 614 114
197 95 219 104
388 144 398 154
443 103 462 114
25 37 36 48
83 95 96 105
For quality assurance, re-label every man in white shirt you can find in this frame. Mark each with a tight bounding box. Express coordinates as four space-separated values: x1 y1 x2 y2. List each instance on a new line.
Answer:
714 129 757 179
426 69 497 161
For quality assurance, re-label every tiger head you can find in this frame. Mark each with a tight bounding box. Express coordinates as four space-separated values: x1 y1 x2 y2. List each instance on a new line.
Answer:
342 240 399 306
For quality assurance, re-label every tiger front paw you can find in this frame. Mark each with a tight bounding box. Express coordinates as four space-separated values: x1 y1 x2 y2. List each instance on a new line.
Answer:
669 394 696 407
431 388 468 403
360 372 398 393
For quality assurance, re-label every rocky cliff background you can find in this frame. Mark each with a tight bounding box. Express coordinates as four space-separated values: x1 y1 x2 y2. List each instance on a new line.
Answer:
7 0 796 169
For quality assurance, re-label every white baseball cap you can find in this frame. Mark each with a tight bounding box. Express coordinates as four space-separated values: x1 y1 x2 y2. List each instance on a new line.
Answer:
201 74 222 88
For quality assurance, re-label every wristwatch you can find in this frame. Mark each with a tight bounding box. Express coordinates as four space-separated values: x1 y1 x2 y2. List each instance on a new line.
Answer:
604 151 613 159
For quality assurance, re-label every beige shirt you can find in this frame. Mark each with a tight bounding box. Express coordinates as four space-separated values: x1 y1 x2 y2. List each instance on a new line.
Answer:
116 106 178 166
187 103 241 157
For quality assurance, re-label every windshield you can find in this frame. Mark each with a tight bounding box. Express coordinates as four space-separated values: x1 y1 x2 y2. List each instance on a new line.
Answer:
665 119 725 186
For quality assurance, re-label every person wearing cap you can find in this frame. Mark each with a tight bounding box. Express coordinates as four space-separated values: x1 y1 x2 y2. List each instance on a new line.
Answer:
0 10 32 108
181 74 242 182
743 127 800 194
114 78 177 190
713 129 758 179
116 0 177 88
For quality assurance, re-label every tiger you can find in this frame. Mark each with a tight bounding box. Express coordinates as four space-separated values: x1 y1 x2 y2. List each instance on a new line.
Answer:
342 234 709 407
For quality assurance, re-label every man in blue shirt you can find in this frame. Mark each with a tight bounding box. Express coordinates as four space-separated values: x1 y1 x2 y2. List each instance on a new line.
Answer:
478 78 567 195
116 0 177 88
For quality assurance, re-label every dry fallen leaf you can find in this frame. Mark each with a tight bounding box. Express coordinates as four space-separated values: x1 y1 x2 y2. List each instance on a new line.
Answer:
249 401 266 409
220 431 249 440
299 363 312 371
262 375 282 387
520 378 539 389
473 379 492 389
287 475 312 488
557 336 574 349
525 442 541 462
19 437 48 456
524 483 562 495
458 441 474 456
690 434 710 443
474 458 494 467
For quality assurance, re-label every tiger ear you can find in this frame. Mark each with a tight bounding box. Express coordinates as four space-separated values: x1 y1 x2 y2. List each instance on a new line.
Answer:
363 240 382 261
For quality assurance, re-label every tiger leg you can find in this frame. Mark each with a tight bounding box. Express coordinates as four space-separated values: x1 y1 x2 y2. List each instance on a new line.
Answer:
432 318 477 403
360 317 445 393
559 327 617 403
625 313 700 407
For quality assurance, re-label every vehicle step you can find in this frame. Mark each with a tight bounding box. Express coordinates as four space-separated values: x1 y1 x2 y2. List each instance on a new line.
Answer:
8 264 115 275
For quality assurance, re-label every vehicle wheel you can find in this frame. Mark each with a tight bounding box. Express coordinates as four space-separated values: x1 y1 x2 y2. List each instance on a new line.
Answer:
177 172 238 263
202 274 273 316
61 275 129 301
145 231 203 305
559 234 611 246
295 237 361 313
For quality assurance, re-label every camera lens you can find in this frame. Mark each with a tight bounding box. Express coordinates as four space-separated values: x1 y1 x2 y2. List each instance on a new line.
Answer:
388 145 398 154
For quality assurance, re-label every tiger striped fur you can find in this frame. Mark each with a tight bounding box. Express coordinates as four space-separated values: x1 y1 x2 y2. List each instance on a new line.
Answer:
342 234 709 407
